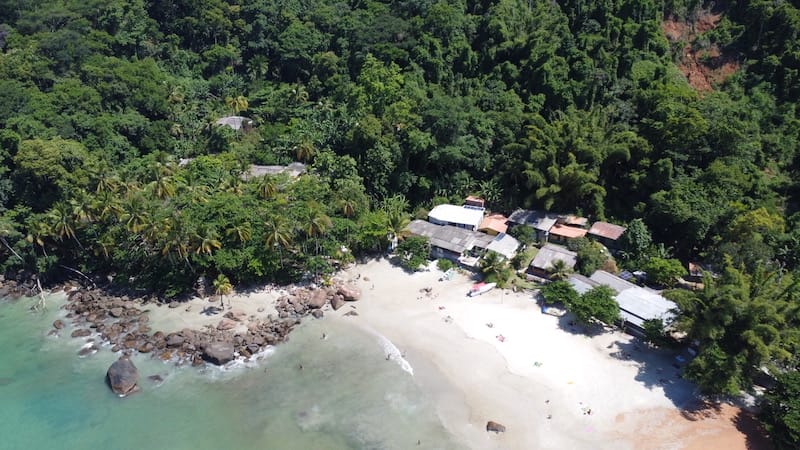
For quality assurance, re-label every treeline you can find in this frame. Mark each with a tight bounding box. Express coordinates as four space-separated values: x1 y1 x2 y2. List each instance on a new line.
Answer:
1 1 800 436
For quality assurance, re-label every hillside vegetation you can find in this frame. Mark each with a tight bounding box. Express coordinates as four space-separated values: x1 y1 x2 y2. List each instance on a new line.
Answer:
1 1 800 435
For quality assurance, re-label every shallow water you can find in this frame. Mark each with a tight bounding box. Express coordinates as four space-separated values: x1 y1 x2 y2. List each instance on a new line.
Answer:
0 296 462 450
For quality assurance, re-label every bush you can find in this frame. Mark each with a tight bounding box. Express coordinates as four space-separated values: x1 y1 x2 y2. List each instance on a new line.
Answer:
396 236 430 271
643 257 686 287
437 258 454 272
569 285 620 325
540 280 579 305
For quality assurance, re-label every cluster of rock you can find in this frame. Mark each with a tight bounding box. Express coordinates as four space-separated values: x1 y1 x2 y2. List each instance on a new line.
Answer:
0 272 40 299
274 283 361 319
56 288 300 368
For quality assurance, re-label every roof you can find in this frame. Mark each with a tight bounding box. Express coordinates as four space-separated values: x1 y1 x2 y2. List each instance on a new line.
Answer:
508 209 558 232
588 221 627 240
587 270 678 328
486 233 520 259
465 196 485 207
615 288 677 328
408 220 482 254
563 215 589 227
530 244 577 271
479 213 509 234
215 116 254 131
568 274 599 295
428 204 484 229
243 162 306 180
549 224 588 239
589 270 636 293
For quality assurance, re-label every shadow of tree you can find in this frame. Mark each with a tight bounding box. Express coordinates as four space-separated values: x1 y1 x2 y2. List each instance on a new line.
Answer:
733 409 773 450
605 338 698 409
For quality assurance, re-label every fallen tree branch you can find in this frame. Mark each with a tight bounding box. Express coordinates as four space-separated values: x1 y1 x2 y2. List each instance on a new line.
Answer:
59 264 96 288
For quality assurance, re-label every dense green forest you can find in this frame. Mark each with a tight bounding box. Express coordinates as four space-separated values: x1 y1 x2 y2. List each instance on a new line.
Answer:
1 0 800 440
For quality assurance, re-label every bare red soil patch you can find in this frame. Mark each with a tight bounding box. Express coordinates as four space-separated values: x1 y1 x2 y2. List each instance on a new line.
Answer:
662 12 739 93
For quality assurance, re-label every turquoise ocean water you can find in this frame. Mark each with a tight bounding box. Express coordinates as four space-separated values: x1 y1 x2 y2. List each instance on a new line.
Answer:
0 295 462 450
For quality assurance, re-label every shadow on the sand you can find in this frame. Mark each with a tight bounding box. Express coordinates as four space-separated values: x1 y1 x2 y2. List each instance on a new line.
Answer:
733 408 773 450
606 338 697 409
554 310 607 337
200 306 223 316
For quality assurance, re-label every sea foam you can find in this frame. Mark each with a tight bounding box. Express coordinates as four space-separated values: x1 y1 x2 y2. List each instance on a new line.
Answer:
374 331 414 376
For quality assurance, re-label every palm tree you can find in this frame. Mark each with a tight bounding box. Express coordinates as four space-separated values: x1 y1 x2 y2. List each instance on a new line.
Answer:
225 95 249 114
26 220 51 257
212 274 233 309
257 176 278 199
305 208 332 254
91 192 124 222
226 222 252 244
193 226 222 255
221 175 244 195
338 197 357 218
264 216 294 267
122 195 151 234
548 259 572 281
480 251 509 283
294 140 316 162
386 212 411 243
47 201 82 248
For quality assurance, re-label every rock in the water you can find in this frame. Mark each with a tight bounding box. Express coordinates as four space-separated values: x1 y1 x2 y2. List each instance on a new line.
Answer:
330 295 345 311
311 309 323 319
343 310 359 317
307 289 328 309
486 421 506 433
109 307 124 318
165 334 184 347
106 357 140 397
147 374 164 383
202 342 234 365
52 319 65 329
338 285 361 301
137 341 155 353
71 329 91 338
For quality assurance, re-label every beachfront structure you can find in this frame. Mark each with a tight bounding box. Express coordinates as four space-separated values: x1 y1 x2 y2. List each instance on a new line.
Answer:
464 196 486 209
548 223 588 244
407 220 519 268
478 213 509 235
428 204 485 231
588 221 627 250
507 209 558 242
527 244 578 280
569 270 678 335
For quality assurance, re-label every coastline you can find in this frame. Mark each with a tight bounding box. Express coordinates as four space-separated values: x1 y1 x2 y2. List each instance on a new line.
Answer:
2 257 770 449
333 258 770 450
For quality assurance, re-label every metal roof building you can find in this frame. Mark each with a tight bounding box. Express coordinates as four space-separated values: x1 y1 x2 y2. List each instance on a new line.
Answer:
530 244 578 273
428 204 485 231
588 270 678 330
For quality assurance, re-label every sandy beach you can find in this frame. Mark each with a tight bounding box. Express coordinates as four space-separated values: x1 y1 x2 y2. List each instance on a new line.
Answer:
330 258 769 450
137 257 769 449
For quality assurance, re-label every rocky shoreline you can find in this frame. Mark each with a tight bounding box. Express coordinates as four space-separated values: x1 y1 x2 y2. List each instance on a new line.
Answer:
1 274 361 371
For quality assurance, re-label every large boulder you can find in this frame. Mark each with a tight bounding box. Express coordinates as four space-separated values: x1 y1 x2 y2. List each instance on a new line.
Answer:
337 285 361 302
202 342 235 365
216 318 237 331
330 295 346 311
307 289 328 309
486 421 506 433
106 357 140 397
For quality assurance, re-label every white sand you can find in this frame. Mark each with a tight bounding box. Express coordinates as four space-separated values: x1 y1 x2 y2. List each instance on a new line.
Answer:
145 286 282 335
139 257 706 449
334 258 697 450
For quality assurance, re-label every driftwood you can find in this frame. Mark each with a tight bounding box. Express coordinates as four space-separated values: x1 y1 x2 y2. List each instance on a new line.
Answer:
31 278 47 312
59 264 96 288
